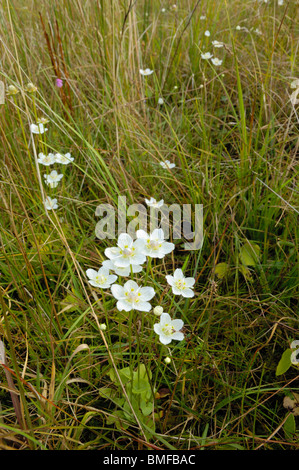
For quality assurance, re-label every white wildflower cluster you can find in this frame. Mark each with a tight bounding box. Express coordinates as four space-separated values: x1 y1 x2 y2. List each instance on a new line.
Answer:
31 118 74 211
85 216 196 345
201 29 224 67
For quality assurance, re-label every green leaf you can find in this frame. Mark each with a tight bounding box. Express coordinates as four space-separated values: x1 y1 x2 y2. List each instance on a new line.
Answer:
276 349 292 376
239 241 261 267
283 413 296 440
118 367 133 384
239 264 253 281
132 377 150 395
140 400 153 417
215 262 229 279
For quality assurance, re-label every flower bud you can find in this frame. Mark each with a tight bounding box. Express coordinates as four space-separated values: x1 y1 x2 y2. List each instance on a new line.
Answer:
154 306 163 316
6 85 19 96
25 82 37 93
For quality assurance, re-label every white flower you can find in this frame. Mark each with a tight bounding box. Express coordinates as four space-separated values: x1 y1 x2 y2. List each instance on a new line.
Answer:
111 280 155 312
136 228 175 259
86 266 117 289
161 8 166 12
140 68 154 76
145 197 164 209
278 0 284 4
104 233 146 268
30 123 48 134
160 160 176 169
102 259 142 277
44 196 58 210
55 152 74 165
37 152 56 166
201 52 213 60
200 15 206 20
158 97 164 105
154 306 164 316
166 268 195 298
212 40 223 48
154 312 184 345
44 170 63 188
204 30 210 37
211 58 223 66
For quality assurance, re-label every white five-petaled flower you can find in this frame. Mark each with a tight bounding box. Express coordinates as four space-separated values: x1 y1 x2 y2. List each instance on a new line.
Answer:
37 152 56 166
154 312 184 345
212 40 224 48
140 68 154 76
102 259 143 277
136 228 175 259
160 160 176 169
166 269 195 298
55 152 74 164
105 233 146 268
86 266 117 289
30 123 48 134
145 197 164 209
204 30 210 37
44 170 64 188
211 58 223 66
201 52 213 60
44 196 58 210
111 280 155 312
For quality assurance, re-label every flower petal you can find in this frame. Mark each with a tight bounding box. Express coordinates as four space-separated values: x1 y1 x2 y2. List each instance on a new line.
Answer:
118 233 133 249
170 331 184 341
171 319 184 331
111 284 124 300
86 269 98 279
139 286 155 301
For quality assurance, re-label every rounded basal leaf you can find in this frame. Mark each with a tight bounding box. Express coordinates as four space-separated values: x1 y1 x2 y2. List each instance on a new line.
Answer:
283 413 296 440
140 400 154 417
132 377 150 395
215 262 229 279
239 241 261 267
276 349 292 376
